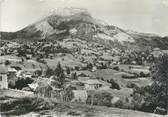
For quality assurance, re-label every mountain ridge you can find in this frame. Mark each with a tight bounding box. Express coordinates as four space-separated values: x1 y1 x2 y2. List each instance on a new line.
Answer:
1 9 168 50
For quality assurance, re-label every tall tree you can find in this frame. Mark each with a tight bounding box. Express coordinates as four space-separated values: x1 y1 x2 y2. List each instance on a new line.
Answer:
151 54 168 111
54 62 65 87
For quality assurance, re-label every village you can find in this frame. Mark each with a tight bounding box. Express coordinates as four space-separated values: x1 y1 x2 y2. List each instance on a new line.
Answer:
1 37 161 113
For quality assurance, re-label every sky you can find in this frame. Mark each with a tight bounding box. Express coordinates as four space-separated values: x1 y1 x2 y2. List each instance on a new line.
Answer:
0 0 168 36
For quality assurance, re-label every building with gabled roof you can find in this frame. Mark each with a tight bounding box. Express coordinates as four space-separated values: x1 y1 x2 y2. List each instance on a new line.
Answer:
0 64 8 89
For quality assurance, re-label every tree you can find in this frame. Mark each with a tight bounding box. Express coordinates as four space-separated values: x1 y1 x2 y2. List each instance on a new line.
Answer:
86 63 93 70
4 60 11 66
66 67 71 75
70 72 77 80
54 62 65 87
14 77 34 90
151 54 168 112
131 54 168 114
46 67 54 77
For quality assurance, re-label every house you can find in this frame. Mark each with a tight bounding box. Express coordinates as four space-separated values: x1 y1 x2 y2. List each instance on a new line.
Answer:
71 90 88 103
23 71 33 78
78 77 90 82
152 48 162 58
92 66 97 72
82 79 111 90
0 64 8 89
8 67 17 74
83 79 102 90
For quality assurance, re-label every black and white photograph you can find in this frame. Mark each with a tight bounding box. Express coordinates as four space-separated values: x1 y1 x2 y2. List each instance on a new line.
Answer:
1 0 168 116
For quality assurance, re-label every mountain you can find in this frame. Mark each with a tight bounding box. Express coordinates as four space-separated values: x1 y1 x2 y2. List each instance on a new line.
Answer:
1 8 168 50
126 30 168 50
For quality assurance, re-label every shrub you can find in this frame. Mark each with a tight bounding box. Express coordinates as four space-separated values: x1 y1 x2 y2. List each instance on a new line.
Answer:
122 74 138 79
107 79 120 90
67 111 81 116
139 72 150 77
74 66 80 71
154 107 167 115
126 82 138 88
113 66 120 71
4 60 11 66
31 97 55 110
114 100 123 108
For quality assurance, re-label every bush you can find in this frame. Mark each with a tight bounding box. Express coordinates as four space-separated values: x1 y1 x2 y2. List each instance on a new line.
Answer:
139 72 150 77
154 107 167 115
5 60 11 66
107 79 120 90
31 98 55 110
126 82 138 88
74 66 80 71
122 74 138 79
67 111 81 116
114 100 123 108
113 66 120 71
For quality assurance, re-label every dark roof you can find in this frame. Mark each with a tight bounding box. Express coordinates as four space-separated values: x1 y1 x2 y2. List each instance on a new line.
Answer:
0 64 8 74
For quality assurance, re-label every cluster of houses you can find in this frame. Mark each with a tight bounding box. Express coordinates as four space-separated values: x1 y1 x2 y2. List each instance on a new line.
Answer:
0 60 113 103
1 38 164 105
0 41 20 56
26 73 112 102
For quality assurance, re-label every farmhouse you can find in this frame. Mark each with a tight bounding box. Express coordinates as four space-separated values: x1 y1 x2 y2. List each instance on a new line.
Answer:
0 64 8 89
83 79 102 90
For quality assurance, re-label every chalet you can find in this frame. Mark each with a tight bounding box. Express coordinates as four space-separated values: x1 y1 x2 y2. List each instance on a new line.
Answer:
81 79 111 90
83 79 102 90
0 64 8 89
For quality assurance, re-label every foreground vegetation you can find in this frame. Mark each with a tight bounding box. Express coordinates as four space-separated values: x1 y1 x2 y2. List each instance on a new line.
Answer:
0 96 163 117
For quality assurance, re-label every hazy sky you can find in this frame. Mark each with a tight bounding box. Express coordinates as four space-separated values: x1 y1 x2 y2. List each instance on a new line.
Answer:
0 0 168 36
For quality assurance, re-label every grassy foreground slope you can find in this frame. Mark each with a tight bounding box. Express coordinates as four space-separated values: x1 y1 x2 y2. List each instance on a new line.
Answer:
20 104 165 117
0 96 165 117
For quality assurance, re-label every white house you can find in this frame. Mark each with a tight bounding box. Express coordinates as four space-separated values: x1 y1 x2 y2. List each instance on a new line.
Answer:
0 64 8 89
71 90 88 103
82 79 111 90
